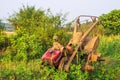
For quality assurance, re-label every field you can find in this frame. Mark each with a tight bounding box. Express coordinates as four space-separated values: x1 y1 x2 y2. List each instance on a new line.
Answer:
0 6 120 80
0 34 120 80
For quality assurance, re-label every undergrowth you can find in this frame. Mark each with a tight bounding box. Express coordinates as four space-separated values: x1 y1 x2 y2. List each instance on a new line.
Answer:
0 35 120 80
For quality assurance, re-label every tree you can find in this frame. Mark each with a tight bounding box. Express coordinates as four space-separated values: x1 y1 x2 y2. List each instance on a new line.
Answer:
65 21 74 32
6 6 69 61
8 6 65 30
0 19 5 35
100 9 120 35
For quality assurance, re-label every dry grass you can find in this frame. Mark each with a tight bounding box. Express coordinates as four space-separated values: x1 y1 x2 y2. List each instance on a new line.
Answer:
4 31 16 37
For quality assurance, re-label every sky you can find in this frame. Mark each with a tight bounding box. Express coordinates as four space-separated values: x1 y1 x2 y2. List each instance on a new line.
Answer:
0 0 120 22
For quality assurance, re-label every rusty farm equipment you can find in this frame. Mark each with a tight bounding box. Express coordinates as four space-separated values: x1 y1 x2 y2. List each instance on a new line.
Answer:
41 15 102 72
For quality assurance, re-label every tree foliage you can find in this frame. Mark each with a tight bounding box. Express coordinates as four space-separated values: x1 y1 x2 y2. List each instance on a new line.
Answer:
6 6 69 61
0 20 9 50
0 19 5 35
100 9 120 35
8 6 65 29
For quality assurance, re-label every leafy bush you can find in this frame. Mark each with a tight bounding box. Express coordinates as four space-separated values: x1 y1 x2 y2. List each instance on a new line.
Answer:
98 35 120 58
100 9 120 35
0 35 10 50
3 27 69 61
2 5 69 61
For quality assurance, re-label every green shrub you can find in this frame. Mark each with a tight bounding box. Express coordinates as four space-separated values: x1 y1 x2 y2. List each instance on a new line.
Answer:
100 9 120 35
0 35 10 50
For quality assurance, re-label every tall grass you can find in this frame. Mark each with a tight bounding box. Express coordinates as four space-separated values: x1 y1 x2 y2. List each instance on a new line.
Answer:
98 35 120 59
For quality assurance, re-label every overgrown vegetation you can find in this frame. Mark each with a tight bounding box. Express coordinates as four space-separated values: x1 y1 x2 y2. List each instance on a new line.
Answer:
0 20 5 34
100 9 120 35
0 6 120 80
0 35 120 80
0 20 10 51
